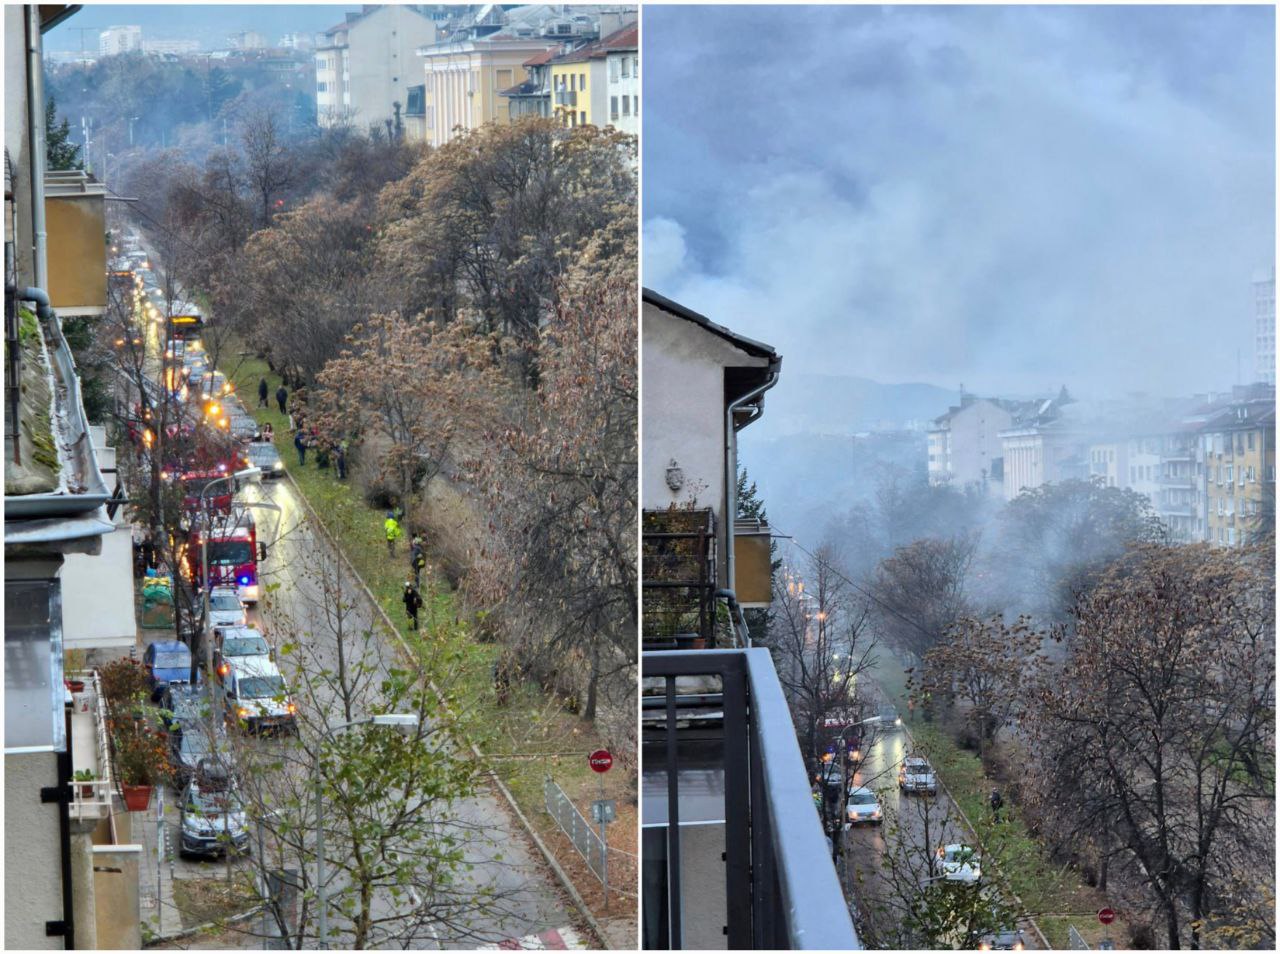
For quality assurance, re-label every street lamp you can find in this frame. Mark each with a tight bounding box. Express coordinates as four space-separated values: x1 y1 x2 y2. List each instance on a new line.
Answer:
315 714 420 948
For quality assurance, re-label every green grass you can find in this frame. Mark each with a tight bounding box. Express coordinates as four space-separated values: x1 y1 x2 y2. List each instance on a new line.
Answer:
220 347 631 916
871 652 1107 932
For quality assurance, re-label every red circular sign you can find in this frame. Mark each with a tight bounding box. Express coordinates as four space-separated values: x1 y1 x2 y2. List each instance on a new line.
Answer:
1098 908 1116 926
588 749 613 773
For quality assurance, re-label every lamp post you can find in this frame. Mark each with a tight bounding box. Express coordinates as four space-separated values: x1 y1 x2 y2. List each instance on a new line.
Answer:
315 713 419 949
832 715 883 862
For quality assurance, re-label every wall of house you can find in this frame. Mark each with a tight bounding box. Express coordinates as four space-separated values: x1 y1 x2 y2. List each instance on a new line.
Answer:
62 528 134 651
347 6 437 133
607 50 639 135
93 844 141 948
643 302 772 587
947 399 1013 489
5 751 65 949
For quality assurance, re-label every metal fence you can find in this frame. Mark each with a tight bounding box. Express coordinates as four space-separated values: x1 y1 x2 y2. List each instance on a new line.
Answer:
543 777 637 898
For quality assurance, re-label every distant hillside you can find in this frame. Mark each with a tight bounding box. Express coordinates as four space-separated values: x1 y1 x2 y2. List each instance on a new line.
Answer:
761 374 959 436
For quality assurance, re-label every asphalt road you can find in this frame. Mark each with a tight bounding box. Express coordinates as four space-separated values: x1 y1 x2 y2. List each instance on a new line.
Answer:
837 697 1042 949
163 475 578 948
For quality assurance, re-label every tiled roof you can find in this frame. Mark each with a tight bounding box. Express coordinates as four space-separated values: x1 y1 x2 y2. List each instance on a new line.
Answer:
600 23 638 50
523 48 557 67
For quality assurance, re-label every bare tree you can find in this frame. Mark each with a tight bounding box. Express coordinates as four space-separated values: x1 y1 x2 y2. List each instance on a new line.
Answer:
872 535 977 664
241 110 294 228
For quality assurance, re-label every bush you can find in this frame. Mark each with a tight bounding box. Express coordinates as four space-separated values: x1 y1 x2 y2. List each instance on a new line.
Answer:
99 658 149 710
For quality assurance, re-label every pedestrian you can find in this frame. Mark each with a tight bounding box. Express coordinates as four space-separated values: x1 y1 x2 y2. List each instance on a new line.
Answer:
294 429 307 466
410 536 427 587
276 384 288 415
335 441 347 480
257 377 269 408
990 788 1004 823
261 422 274 443
402 581 423 631
384 511 403 557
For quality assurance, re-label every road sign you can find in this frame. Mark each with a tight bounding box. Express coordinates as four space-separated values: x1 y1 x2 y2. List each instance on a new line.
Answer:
591 799 616 823
1097 908 1116 926
588 749 613 773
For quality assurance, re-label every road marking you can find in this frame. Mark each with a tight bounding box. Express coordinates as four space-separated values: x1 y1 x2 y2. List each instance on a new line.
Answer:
484 927 585 950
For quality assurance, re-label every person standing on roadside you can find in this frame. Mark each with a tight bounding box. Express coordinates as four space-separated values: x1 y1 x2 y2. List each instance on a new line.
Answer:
258 377 269 408
276 384 288 415
335 440 347 480
294 429 307 466
409 534 427 587
384 511 403 557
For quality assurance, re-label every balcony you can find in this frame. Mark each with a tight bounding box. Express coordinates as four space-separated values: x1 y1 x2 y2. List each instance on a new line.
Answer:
555 89 578 107
643 508 717 649
68 670 115 824
641 648 860 950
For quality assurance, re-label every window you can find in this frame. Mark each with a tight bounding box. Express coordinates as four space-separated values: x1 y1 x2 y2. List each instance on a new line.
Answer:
580 110 587 126
317 81 328 92
1249 431 1256 451
1226 464 1233 483
570 74 576 92
634 56 639 76
1228 528 1236 546
609 57 619 81
621 56 630 78
580 72 586 89
622 95 631 116
610 96 619 120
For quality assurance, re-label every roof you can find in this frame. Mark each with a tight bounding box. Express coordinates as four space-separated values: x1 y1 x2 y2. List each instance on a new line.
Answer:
523 48 557 66
600 22 638 51
643 288 778 361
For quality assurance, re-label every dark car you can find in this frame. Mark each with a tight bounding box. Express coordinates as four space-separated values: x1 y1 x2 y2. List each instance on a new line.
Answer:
168 722 227 788
179 761 250 859
244 440 284 478
143 640 193 698
978 926 1026 950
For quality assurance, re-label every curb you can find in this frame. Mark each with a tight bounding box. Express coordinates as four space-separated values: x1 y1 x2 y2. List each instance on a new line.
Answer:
280 470 611 950
898 717 1052 950
142 904 266 947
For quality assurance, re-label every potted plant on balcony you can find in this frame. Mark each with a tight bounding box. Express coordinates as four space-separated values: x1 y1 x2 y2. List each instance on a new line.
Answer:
99 657 150 716
72 769 97 800
110 719 169 812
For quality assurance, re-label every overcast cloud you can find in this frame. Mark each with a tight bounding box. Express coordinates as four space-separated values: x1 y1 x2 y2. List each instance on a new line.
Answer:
643 4 1275 399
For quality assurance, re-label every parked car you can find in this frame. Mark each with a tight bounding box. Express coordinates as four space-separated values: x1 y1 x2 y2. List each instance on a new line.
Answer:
169 721 228 788
844 785 883 826
978 925 1026 950
214 626 273 677
221 656 297 735
899 755 938 795
143 640 193 698
179 761 250 859
206 586 247 630
243 440 285 478
161 682 210 730
937 843 982 883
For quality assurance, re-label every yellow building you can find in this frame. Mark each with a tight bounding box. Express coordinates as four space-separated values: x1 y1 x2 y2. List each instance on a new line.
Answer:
416 36 557 147
1202 392 1276 547
549 42 606 128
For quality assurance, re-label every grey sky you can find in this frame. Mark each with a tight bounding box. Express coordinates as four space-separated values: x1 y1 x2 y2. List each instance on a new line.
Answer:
643 4 1275 399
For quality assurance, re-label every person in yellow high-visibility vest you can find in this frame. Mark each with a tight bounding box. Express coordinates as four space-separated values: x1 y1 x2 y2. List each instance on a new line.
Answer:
384 511 403 557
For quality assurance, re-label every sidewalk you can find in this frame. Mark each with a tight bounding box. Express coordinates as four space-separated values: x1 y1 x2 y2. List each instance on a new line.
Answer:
135 786 184 941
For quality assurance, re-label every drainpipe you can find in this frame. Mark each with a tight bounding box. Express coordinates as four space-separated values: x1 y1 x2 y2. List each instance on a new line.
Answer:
26 5 49 291
724 358 781 629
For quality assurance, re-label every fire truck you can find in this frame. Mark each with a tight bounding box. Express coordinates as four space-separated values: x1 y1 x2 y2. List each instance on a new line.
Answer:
180 508 265 604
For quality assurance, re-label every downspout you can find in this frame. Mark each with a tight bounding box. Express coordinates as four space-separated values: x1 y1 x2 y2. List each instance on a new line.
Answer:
723 357 781 642
26 4 49 290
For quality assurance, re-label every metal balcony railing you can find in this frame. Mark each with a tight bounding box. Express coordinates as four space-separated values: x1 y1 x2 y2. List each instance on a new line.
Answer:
555 89 578 107
642 648 860 950
643 508 717 649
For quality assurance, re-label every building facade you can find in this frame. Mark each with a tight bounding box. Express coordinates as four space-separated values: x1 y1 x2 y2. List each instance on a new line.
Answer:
1256 265 1275 386
1202 392 1276 547
549 41 606 128
98 25 141 57
603 23 639 134
316 5 438 132
927 394 1018 495
417 36 553 147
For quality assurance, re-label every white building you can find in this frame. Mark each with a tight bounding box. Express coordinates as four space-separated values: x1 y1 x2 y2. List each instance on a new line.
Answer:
1255 265 1275 386
926 394 1026 496
98 25 141 57
279 32 314 51
642 288 780 595
316 5 438 132
227 30 268 50
142 39 200 55
603 22 638 134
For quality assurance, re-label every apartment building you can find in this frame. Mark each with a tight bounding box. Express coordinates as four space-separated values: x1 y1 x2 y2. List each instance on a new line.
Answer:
1256 265 1275 387
316 5 438 132
7 7 142 948
927 393 1030 496
98 25 141 57
603 22 639 134
1201 389 1276 547
500 48 557 121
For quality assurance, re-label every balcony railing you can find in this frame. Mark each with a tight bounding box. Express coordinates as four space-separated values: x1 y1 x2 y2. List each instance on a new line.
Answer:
554 89 578 107
68 669 115 822
642 648 860 950
643 508 717 649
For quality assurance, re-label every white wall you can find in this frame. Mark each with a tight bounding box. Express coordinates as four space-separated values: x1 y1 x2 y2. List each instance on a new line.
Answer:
948 399 1013 488
643 301 771 584
606 50 638 134
347 6 437 132
62 528 135 651
5 752 65 950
